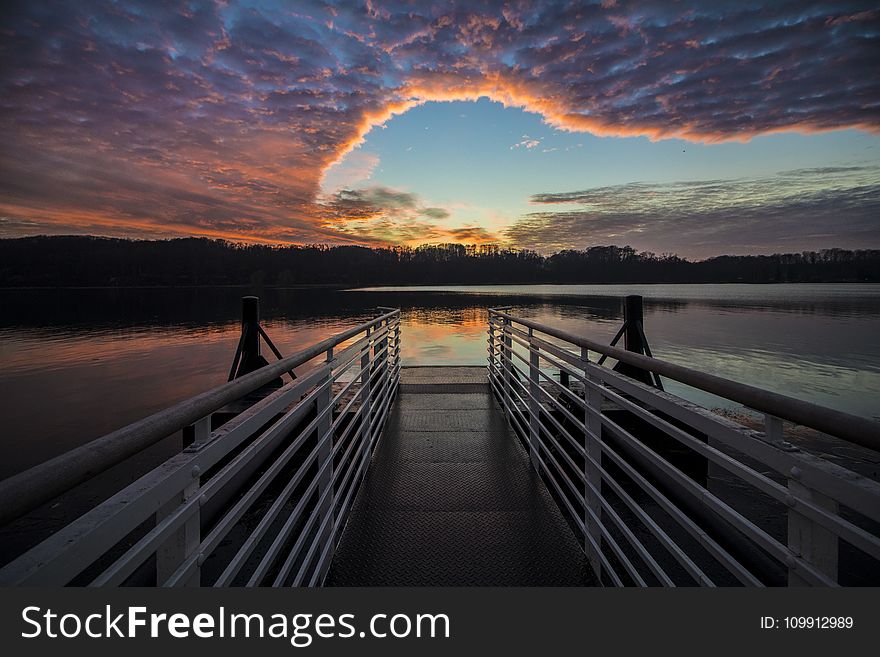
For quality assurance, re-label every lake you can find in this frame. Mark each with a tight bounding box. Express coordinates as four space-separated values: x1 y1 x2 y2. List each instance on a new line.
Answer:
1 283 879 481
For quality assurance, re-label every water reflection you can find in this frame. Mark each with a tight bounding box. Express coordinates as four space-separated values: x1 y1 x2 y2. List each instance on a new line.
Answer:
360 283 880 317
399 305 488 364
0 284 879 479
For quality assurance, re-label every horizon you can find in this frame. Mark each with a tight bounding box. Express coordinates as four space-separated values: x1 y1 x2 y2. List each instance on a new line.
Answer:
5 232 880 263
1 2 879 258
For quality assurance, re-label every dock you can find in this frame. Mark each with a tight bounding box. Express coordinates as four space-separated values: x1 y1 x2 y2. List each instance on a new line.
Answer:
0 298 879 587
327 367 592 586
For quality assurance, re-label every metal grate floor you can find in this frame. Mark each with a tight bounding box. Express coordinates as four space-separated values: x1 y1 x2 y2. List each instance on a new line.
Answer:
326 369 594 586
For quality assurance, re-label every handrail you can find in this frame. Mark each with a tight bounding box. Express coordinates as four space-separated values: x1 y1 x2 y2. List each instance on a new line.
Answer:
0 308 400 527
489 308 880 452
487 308 880 586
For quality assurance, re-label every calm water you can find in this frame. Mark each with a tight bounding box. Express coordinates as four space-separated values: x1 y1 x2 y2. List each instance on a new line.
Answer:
1 283 879 480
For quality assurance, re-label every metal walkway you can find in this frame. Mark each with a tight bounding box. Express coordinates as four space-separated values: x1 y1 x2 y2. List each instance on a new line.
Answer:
326 367 593 586
1 301 879 587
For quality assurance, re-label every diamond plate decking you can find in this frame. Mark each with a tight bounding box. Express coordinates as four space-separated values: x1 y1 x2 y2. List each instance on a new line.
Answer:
326 367 594 586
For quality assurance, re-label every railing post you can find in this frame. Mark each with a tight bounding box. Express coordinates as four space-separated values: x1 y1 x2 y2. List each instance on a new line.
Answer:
582 348 603 579
765 415 840 585
488 314 495 367
371 323 384 441
391 315 400 373
360 326 373 462
316 358 334 583
156 417 205 585
503 316 513 422
528 328 540 470
787 477 839 586
379 319 389 379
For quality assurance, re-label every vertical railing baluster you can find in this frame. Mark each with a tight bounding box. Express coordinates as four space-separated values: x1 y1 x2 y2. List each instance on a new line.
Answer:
315 354 334 583
380 318 389 381
764 414 841 585
582 348 603 580
156 416 206 586
360 326 373 464
787 474 839 586
387 318 394 376
503 316 513 424
488 315 494 374
528 327 540 470
391 315 400 374
368 326 377 441
371 322 383 441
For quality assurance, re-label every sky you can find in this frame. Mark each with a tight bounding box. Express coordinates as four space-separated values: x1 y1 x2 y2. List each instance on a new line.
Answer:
0 0 878 258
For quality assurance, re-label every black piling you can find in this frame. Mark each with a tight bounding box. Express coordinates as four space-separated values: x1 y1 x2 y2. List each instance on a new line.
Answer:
237 295 270 377
604 294 710 504
612 295 662 388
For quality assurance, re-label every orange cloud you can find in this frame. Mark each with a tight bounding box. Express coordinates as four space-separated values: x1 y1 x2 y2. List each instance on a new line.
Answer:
2 1 878 249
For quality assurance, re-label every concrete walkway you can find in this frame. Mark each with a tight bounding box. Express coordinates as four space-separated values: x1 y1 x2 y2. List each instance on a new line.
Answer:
326 367 593 586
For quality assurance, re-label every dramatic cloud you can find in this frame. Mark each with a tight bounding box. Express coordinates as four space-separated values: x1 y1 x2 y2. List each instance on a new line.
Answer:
508 166 880 258
319 186 497 244
0 1 878 246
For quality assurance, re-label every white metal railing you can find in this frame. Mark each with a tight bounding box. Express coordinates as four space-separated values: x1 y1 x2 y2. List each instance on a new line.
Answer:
488 307 880 587
0 308 401 586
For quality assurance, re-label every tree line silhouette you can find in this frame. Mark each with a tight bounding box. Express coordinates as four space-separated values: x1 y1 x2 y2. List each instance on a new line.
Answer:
1 236 878 287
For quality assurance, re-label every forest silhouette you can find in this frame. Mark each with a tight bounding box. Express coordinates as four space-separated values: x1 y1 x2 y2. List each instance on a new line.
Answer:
2 236 878 287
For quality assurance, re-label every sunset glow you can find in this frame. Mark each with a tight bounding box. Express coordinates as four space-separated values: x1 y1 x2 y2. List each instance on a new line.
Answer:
1 1 878 256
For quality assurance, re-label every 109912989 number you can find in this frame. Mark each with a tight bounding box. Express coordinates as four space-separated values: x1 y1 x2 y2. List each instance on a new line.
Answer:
761 616 854 630
786 617 853 629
